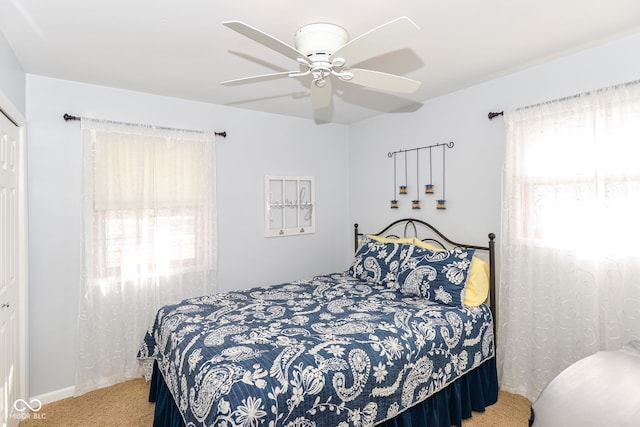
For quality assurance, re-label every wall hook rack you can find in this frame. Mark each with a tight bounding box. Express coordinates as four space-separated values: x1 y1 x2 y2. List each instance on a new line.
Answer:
388 142 454 210
387 141 454 158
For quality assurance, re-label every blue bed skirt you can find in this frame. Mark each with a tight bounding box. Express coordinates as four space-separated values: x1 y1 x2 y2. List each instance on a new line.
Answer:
149 357 498 427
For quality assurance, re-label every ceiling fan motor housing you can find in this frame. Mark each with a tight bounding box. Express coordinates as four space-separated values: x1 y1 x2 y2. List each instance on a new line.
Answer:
295 23 349 59
295 23 349 84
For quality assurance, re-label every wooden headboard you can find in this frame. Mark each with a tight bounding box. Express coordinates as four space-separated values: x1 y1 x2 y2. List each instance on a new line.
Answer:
354 218 496 339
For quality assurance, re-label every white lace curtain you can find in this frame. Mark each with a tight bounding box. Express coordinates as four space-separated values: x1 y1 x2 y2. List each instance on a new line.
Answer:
498 80 640 401
75 118 217 395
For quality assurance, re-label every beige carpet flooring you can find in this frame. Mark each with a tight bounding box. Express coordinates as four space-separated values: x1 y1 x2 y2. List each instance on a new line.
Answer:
19 379 531 426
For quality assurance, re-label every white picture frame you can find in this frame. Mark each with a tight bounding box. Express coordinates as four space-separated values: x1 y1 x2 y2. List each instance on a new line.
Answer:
264 176 315 237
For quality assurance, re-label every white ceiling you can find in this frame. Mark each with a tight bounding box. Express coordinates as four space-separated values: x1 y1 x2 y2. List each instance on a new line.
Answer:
1 0 639 124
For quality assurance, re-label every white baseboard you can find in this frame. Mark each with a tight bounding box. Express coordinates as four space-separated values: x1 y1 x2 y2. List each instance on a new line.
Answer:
32 385 75 405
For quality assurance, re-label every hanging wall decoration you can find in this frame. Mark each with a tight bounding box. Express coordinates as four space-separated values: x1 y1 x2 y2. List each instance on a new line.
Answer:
388 141 454 210
412 149 420 209
437 144 447 209
399 151 408 195
425 146 434 194
390 154 398 208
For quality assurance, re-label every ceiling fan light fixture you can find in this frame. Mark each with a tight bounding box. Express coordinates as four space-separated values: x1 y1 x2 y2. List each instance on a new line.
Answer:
313 78 327 88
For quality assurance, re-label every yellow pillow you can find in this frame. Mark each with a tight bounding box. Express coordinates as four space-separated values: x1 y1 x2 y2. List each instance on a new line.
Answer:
366 234 415 245
410 239 490 307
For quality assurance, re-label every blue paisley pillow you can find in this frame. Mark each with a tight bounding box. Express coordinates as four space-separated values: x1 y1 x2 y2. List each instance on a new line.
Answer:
348 236 408 287
397 245 476 306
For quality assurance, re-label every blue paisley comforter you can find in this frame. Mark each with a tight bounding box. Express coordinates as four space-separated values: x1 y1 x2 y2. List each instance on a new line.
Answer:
138 272 494 427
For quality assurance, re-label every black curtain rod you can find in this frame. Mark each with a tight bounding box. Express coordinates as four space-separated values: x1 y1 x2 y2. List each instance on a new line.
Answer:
63 113 227 138
487 78 640 120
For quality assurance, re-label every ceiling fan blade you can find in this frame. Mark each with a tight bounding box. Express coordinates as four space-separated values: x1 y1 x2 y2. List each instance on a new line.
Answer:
346 69 421 93
310 79 332 109
330 17 420 67
220 71 296 86
223 21 304 62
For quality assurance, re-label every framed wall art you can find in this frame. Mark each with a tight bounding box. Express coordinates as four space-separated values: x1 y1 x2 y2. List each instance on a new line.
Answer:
264 175 315 237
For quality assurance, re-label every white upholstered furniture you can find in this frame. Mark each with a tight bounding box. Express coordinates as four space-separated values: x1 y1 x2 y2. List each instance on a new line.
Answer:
531 341 640 426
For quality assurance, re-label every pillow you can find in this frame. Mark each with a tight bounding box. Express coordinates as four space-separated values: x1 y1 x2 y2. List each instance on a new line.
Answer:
348 236 408 287
411 239 490 306
397 245 475 307
367 234 415 245
465 257 490 306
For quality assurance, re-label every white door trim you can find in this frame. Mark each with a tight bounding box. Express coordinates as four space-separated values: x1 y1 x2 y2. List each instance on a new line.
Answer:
0 90 25 127
0 89 29 425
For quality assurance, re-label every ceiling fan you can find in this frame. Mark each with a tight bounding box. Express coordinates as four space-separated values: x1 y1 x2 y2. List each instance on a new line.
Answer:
220 17 422 109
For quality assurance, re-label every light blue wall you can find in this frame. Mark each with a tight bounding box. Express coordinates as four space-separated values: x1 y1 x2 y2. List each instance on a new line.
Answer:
348 34 640 247
25 75 350 396
0 30 25 115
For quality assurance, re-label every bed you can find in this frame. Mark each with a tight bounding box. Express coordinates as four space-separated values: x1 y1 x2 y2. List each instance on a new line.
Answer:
138 218 498 426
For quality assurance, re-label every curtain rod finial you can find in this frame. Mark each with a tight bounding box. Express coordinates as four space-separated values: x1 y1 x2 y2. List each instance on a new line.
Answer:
488 111 504 120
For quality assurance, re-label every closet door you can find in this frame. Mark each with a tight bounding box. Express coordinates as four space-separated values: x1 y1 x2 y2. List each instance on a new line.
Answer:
0 107 27 427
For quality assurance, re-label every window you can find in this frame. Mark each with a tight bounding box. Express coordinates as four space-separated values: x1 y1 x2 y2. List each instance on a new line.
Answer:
510 90 640 255
499 80 640 402
99 207 208 279
76 118 217 395
87 126 216 281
